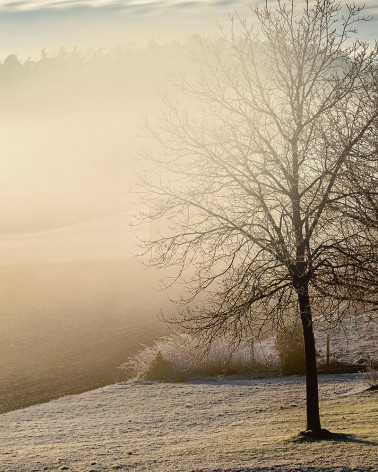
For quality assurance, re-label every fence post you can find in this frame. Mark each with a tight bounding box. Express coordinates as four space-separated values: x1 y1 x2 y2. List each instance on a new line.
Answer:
326 333 330 373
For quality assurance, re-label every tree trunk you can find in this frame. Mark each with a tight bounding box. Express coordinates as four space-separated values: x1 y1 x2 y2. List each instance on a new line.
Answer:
298 287 322 433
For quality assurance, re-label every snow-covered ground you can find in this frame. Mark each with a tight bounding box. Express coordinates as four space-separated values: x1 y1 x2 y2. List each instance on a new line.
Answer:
1 374 377 472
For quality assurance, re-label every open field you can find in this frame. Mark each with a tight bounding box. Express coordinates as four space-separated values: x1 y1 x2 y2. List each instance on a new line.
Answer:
1 374 377 471
0 255 171 414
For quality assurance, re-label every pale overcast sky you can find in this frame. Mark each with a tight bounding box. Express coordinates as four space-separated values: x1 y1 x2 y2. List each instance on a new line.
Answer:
0 0 377 59
0 0 247 58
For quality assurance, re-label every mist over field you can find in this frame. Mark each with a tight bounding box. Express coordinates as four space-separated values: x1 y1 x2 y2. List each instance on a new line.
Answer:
0 43 198 412
0 43 197 232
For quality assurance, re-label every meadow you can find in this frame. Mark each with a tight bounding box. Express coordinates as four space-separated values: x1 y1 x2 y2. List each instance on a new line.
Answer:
1 374 376 471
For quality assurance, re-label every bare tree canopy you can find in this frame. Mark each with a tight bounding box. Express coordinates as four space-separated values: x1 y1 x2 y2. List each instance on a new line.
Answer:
138 0 378 436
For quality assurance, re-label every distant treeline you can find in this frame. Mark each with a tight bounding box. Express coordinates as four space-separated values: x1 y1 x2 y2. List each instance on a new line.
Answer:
0 38 200 116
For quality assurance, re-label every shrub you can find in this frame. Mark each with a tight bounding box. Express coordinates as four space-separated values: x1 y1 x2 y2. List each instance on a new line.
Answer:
144 351 176 380
361 361 378 390
120 332 279 381
275 323 306 375
120 333 195 381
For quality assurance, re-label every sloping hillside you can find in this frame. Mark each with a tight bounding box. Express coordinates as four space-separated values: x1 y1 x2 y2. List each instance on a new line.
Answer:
1 374 377 471
0 215 173 413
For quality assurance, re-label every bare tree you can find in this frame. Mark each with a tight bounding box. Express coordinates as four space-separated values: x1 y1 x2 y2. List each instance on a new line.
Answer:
139 0 378 437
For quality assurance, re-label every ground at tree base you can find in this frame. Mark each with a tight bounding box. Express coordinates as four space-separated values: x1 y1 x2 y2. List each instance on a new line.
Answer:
196 468 377 471
195 468 377 471
1 374 377 472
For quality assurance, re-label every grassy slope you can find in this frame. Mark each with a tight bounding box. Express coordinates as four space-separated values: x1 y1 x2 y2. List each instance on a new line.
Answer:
0 258 170 413
1 375 377 471
140 388 378 471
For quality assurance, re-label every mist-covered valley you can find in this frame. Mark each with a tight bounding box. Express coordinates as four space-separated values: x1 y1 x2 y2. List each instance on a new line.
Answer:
0 43 197 412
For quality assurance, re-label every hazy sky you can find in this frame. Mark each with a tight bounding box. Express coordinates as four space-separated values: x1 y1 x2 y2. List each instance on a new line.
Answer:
0 0 248 58
1 0 377 58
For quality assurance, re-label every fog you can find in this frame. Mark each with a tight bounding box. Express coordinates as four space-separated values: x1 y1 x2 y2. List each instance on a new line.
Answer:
0 44 196 232
0 42 198 412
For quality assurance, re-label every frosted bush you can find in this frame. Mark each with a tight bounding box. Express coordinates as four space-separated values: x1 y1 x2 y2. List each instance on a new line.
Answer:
120 333 195 380
120 333 279 381
276 323 305 375
360 361 378 390
120 315 377 381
